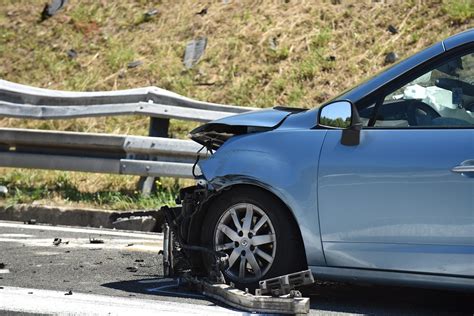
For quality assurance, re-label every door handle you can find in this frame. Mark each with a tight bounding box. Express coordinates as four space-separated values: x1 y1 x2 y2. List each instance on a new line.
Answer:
452 160 474 174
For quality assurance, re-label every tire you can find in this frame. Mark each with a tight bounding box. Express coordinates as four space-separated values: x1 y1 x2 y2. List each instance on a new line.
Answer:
201 186 306 290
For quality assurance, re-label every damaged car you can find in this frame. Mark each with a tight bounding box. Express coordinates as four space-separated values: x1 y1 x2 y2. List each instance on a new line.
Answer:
165 29 474 291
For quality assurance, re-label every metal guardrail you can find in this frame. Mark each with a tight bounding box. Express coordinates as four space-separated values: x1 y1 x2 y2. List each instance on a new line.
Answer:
0 80 257 185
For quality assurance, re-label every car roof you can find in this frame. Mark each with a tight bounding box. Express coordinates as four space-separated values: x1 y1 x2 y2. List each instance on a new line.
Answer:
335 28 473 104
443 28 474 51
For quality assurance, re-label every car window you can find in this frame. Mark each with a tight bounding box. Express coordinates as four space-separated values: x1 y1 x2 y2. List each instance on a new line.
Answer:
368 52 474 128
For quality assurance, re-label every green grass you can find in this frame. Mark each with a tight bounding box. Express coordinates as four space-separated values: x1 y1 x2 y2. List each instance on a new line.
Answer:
0 170 177 210
443 0 474 24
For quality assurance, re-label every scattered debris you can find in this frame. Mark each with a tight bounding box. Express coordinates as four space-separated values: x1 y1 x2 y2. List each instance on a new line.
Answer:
183 37 207 69
127 60 143 69
65 290 73 295
331 0 341 4
387 24 398 34
143 9 159 21
0 287 3 289
94 262 103 265
384 51 399 64
25 219 37 225
53 238 62 246
134 259 144 263
65 250 70 253
126 243 134 247
89 237 104 244
67 49 78 59
0 263 5 269
28 292 33 294
126 267 138 272
196 8 208 16
326 55 336 61
41 0 68 21
269 37 278 50
0 186 8 196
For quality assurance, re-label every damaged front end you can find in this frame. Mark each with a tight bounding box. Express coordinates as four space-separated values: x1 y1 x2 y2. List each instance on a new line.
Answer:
161 181 226 282
161 107 305 279
159 106 314 314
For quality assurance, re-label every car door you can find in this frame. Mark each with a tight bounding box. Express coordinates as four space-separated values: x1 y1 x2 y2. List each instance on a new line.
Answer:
317 50 474 277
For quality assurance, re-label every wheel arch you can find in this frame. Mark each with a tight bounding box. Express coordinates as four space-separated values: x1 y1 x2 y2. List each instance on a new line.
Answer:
189 180 308 269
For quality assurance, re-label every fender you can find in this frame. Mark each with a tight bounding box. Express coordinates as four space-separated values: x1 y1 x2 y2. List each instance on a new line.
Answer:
197 128 328 266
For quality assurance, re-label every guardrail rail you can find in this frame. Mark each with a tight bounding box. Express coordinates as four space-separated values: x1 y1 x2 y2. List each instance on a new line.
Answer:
0 79 257 192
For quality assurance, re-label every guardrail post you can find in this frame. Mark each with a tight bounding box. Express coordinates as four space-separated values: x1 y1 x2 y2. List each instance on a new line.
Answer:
139 117 170 195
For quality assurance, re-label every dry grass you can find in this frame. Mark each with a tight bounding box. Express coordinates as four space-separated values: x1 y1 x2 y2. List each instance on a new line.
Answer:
0 0 472 208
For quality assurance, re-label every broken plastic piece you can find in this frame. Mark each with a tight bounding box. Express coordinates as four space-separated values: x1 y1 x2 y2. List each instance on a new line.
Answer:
127 61 143 69
387 24 398 34
89 237 104 244
385 52 398 64
41 0 68 21
67 49 78 59
53 238 62 246
183 38 207 69
0 186 8 196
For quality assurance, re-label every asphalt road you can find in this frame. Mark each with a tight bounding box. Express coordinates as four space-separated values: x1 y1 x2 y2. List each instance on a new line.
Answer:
0 220 472 315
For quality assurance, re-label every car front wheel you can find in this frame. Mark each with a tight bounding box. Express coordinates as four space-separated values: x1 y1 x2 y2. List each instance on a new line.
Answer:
201 186 305 290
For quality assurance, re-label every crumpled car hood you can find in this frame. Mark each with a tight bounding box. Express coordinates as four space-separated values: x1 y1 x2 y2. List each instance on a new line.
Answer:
190 107 307 149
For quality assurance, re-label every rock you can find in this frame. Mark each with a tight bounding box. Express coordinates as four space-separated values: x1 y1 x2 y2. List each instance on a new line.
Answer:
385 52 398 64
183 37 207 69
41 0 68 21
387 25 398 34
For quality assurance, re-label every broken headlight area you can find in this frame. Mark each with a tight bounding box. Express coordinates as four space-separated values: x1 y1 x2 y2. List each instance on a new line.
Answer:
161 182 228 283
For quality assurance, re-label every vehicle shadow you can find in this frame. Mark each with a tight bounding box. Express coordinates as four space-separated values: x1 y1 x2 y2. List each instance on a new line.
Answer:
306 281 474 315
102 276 207 300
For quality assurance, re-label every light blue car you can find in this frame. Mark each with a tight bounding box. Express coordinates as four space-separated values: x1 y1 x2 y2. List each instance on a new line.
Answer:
170 29 474 291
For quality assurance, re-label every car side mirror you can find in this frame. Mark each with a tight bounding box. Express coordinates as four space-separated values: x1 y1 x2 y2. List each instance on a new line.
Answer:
318 100 362 146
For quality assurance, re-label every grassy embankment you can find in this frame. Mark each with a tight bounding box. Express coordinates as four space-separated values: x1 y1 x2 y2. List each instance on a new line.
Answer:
0 0 472 210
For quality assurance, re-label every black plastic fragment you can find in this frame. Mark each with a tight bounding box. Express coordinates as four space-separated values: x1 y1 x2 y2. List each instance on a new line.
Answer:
64 290 73 295
89 237 104 244
67 49 78 59
53 238 62 246
387 24 398 34
384 52 398 64
196 8 208 16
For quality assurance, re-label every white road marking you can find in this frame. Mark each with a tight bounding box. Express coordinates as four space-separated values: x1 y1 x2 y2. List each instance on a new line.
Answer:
0 237 162 253
0 221 163 240
0 286 247 316
0 233 35 238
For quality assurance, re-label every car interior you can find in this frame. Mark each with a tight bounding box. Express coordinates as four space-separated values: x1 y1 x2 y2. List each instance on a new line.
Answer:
359 52 474 128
